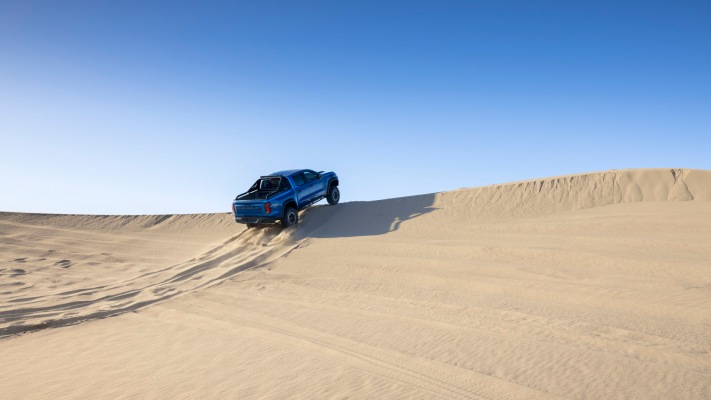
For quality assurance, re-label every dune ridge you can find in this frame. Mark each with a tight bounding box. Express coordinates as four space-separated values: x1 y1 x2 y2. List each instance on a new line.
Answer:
1 168 710 399
438 168 709 219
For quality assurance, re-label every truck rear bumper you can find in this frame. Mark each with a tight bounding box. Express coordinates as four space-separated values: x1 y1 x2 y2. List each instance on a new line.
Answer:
234 216 279 225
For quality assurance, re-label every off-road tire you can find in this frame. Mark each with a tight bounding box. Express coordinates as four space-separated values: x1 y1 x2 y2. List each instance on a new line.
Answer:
246 223 258 229
281 207 298 228
326 185 340 205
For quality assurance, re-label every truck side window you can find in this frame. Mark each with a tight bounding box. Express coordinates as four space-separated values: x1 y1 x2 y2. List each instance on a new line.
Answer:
303 171 318 182
292 173 306 186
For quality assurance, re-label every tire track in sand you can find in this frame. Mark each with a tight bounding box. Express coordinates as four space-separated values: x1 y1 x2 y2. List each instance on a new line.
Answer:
0 226 303 337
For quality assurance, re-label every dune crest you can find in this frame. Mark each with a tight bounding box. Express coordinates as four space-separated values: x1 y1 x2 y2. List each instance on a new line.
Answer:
438 168 709 219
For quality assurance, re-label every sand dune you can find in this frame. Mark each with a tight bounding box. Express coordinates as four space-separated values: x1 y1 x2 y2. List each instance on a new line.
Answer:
0 213 302 336
1 168 710 399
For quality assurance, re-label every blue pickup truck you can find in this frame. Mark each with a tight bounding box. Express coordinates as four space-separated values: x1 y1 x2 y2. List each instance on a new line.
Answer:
232 169 339 228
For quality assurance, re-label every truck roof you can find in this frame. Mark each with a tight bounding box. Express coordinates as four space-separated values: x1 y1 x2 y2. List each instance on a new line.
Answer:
270 169 304 177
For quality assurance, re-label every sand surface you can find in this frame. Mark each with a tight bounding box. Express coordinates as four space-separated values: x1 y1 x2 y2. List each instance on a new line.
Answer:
1 168 710 399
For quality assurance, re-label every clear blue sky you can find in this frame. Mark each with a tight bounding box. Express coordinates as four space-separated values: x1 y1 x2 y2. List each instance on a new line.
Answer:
1 1 709 214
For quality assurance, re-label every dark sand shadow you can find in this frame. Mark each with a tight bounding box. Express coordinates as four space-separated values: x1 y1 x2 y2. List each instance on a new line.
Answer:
293 193 438 238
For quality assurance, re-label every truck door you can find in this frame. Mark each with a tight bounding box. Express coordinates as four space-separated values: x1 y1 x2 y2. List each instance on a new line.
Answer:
294 171 321 207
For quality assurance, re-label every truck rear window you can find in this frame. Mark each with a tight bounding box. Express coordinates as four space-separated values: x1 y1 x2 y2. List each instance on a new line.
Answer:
259 177 281 190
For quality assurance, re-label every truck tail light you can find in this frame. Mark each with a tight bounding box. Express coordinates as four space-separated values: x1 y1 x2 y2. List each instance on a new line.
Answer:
265 202 271 213
231 203 235 214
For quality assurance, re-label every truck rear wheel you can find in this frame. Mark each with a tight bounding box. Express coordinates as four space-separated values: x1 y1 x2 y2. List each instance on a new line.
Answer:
326 185 340 205
281 206 298 228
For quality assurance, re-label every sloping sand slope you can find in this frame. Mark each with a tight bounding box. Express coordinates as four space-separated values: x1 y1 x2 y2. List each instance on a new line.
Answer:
1 168 710 399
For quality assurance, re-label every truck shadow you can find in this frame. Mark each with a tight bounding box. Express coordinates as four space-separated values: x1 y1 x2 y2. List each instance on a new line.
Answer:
293 193 438 238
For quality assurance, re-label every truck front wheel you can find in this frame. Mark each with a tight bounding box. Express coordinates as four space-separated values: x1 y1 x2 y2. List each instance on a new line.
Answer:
282 207 298 228
326 185 340 205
